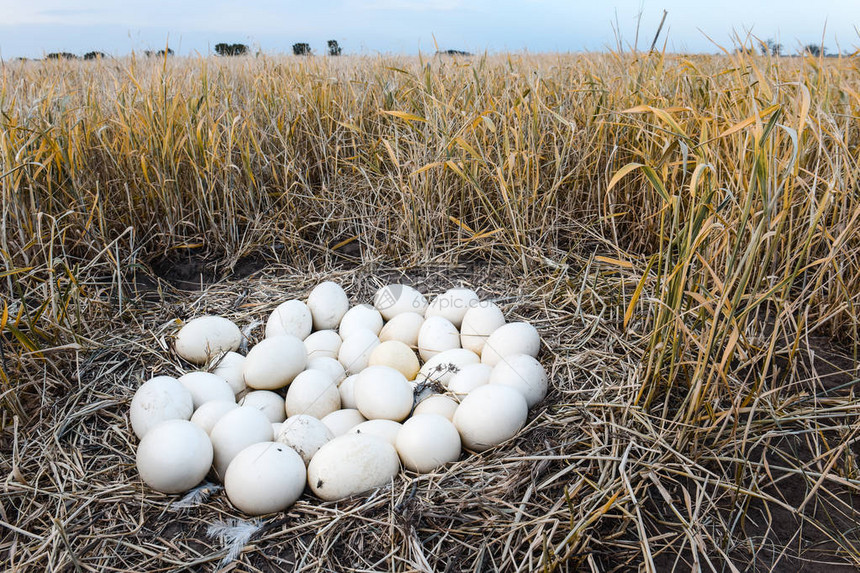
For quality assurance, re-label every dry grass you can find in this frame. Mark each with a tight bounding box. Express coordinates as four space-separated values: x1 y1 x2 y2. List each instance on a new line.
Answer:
1 50 859 571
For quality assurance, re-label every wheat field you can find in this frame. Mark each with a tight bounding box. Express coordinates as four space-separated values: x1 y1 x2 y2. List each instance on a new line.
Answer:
1 50 859 571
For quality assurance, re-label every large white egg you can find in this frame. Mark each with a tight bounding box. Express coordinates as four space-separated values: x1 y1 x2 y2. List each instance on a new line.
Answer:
190 400 239 434
210 406 274 478
354 366 413 422
307 434 400 501
417 316 460 361
417 348 480 387
396 414 461 473
378 312 424 348
425 288 480 329
481 322 541 367
239 390 287 423
453 385 527 452
349 419 402 446
285 370 341 419
372 284 428 321
276 414 333 464
265 300 313 339
178 372 235 409
307 281 350 330
338 375 359 409
243 335 307 390
447 363 493 399
211 351 247 395
307 356 347 383
303 330 342 360
136 419 213 493
320 409 367 436
368 340 420 380
339 304 383 339
460 301 506 355
413 394 458 421
175 316 242 365
130 376 194 439
224 442 306 515
337 328 380 374
489 354 548 408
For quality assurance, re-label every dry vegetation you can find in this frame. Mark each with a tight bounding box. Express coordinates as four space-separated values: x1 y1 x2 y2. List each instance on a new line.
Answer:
1 49 859 571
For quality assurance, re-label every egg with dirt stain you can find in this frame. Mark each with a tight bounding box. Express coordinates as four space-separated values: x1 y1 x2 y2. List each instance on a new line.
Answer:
307 434 400 501
276 414 333 465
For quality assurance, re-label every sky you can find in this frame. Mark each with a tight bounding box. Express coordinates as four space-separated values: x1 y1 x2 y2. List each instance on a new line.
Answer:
0 0 857 59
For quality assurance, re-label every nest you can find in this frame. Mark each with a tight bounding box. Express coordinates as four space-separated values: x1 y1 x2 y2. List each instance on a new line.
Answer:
2 260 859 571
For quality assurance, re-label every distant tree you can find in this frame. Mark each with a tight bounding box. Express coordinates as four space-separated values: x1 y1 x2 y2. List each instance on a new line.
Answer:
760 39 782 57
327 40 342 56
84 51 106 60
436 49 471 56
804 44 826 57
292 43 311 56
215 43 249 56
46 52 78 60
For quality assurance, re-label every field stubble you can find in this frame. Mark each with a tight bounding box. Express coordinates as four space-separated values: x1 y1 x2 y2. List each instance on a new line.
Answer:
0 50 859 571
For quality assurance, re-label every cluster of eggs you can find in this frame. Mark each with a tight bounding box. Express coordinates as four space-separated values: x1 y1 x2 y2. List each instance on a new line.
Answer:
131 282 546 515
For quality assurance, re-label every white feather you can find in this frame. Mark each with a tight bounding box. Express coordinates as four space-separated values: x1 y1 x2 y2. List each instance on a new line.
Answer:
207 518 263 566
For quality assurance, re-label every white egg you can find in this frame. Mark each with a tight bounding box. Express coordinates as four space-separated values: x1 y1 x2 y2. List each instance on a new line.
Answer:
239 390 287 423
368 340 420 380
453 385 527 452
307 434 400 501
425 288 480 329
320 409 367 436
130 376 194 439
481 322 541 367
190 400 239 434
211 351 247 395
136 420 213 493
224 442 306 515
396 414 461 473
489 354 548 408
413 394 458 421
354 366 413 422
303 330 342 360
307 356 347 383
337 328 380 374
276 414 334 465
285 370 341 419
460 301 506 354
349 419 402 446
416 348 481 387
265 300 313 339
417 316 460 361
339 304 383 339
372 284 428 321
210 406 274 478
378 312 424 348
177 371 235 409
175 316 242 365
243 335 307 390
307 281 350 330
338 374 359 409
447 363 493 399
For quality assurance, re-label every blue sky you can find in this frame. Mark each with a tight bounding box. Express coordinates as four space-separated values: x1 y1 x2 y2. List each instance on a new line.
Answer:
0 1 857 58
